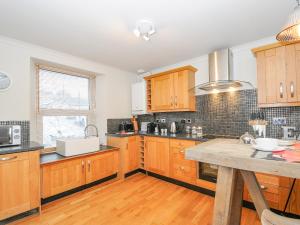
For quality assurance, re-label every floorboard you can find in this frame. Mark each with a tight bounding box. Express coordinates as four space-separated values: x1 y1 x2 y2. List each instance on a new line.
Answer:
11 173 261 225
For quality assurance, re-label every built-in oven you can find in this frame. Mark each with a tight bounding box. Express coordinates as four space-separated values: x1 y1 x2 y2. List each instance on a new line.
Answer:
198 162 218 183
0 125 21 147
197 134 239 183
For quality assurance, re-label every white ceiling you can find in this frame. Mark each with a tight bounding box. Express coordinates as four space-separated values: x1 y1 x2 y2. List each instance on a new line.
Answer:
0 0 295 73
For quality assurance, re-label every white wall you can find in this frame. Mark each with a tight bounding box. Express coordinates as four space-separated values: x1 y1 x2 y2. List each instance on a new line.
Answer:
142 36 277 90
0 36 136 144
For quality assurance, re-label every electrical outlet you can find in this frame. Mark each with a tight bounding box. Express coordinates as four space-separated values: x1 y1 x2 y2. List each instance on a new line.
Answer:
186 119 192 124
161 118 166 123
272 117 287 126
156 119 160 123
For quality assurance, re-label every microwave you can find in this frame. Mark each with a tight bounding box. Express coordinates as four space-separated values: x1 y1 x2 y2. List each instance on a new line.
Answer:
0 125 21 147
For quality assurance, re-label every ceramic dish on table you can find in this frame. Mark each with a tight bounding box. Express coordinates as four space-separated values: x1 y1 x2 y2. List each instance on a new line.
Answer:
251 138 288 152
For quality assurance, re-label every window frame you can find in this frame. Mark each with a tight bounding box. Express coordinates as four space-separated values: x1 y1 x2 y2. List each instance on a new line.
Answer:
35 65 96 148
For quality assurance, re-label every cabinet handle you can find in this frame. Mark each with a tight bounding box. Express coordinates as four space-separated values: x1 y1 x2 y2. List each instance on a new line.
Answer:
260 185 268 190
171 97 173 106
88 160 91 172
175 96 178 106
126 143 128 149
81 161 85 173
280 82 283 98
291 82 295 98
0 156 17 161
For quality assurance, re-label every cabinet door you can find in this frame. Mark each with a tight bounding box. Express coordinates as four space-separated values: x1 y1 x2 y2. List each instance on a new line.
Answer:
86 151 119 184
151 74 174 111
285 44 300 102
275 47 288 103
144 137 170 176
0 153 32 220
42 158 85 198
173 71 190 110
257 47 287 105
126 136 139 173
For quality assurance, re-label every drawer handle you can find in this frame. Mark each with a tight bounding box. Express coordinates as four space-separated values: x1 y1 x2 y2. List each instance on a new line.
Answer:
291 82 295 98
179 166 185 171
280 82 283 98
260 185 268 190
179 150 184 154
0 156 17 161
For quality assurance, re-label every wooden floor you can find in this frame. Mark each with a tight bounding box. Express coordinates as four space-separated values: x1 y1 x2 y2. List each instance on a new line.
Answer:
12 173 261 225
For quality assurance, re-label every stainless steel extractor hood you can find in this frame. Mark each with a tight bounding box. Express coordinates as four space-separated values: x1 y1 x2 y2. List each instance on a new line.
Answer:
195 48 253 93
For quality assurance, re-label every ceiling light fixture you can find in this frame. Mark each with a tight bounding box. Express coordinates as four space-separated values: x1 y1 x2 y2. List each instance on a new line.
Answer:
133 20 156 41
277 0 300 42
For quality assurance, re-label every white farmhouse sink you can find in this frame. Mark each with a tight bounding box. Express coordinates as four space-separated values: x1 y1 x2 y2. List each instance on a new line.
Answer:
56 137 100 157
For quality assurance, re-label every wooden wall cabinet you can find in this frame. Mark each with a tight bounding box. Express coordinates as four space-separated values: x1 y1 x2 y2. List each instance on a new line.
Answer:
41 150 119 198
254 42 300 107
0 151 40 220
144 137 170 176
145 66 197 112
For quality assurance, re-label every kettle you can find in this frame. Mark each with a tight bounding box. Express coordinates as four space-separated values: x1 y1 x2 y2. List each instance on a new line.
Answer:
170 122 179 134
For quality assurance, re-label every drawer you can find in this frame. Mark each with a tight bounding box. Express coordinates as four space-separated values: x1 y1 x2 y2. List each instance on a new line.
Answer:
0 152 29 163
172 164 196 179
170 139 196 148
172 153 196 168
243 185 289 211
256 173 291 188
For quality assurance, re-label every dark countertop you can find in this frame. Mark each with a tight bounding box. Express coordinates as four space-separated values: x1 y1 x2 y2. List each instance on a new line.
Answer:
0 142 44 155
40 145 119 165
106 132 210 142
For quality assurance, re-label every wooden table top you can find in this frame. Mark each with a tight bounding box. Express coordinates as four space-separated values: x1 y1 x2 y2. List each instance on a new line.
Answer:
185 138 300 179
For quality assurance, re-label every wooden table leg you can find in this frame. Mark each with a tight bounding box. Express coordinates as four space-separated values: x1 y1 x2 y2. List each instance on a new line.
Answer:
212 166 244 225
240 170 269 219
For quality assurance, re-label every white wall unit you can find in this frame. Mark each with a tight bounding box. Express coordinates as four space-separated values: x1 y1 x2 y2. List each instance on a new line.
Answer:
131 81 147 115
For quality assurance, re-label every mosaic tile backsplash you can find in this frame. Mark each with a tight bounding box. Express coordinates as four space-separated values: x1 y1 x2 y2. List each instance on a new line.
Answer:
138 89 300 138
107 118 132 133
0 120 30 143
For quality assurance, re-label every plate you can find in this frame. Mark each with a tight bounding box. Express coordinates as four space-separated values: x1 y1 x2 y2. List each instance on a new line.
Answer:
252 144 286 152
278 139 296 146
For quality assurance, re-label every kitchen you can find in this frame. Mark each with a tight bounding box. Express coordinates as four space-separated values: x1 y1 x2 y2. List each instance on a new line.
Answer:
1 1 300 225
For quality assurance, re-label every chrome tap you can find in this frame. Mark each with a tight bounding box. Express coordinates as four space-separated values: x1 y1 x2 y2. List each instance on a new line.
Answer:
84 124 99 138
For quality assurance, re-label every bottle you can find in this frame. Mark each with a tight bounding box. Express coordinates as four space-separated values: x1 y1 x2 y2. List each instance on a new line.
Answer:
196 126 203 137
186 126 191 134
192 126 197 135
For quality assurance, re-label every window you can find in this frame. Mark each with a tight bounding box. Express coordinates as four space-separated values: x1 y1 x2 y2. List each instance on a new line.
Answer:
37 66 96 147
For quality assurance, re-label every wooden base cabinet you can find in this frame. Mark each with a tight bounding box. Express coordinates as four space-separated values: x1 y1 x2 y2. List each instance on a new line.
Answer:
0 151 40 220
41 150 119 198
86 151 119 184
243 173 291 211
107 136 139 178
144 137 170 177
41 158 85 198
169 139 197 184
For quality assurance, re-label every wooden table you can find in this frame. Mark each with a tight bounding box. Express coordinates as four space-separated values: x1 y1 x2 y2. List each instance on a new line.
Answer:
185 138 300 225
